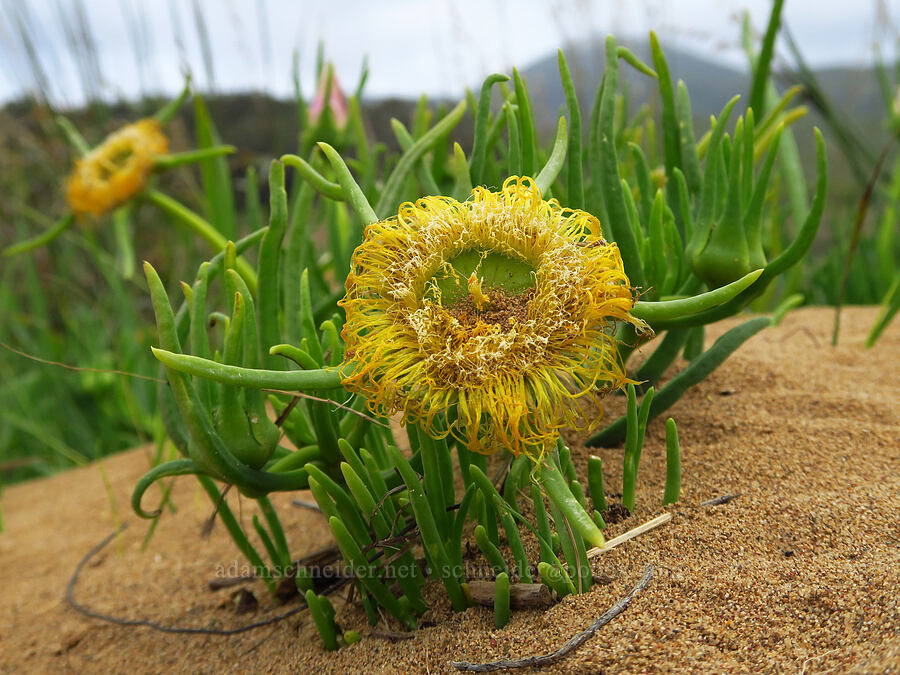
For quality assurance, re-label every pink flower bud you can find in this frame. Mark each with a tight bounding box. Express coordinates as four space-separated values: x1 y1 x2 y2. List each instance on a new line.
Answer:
309 63 349 129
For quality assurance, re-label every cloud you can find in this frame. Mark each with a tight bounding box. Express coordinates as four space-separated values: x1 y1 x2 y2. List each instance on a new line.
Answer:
0 0 896 106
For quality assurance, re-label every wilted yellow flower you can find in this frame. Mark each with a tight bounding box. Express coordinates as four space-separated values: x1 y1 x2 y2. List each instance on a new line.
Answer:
66 118 168 216
340 176 641 459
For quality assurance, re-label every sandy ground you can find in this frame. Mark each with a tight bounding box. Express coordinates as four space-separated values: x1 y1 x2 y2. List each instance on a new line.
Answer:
1 306 898 674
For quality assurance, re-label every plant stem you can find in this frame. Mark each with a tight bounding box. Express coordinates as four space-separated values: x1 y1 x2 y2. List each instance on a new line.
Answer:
144 189 257 291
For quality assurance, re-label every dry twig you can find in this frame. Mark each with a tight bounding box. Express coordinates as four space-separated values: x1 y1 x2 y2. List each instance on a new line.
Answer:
291 499 322 512
586 512 672 559
467 582 553 609
450 565 655 671
700 494 742 507
67 526 341 635
370 629 415 641
0 341 166 383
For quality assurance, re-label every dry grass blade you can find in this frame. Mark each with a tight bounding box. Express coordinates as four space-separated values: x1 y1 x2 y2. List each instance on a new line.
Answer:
0 341 166 383
586 512 672 559
263 388 389 427
700 493 742 507
832 135 898 345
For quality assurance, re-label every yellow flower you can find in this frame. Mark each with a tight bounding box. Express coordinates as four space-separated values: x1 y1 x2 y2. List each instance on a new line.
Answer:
65 118 168 216
340 176 642 459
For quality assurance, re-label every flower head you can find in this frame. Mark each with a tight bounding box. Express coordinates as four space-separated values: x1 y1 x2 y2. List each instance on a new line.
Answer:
309 63 349 130
66 118 168 216
340 177 641 460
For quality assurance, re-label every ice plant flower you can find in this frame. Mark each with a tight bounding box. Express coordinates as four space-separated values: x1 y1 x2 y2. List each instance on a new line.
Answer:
65 118 168 216
340 176 643 459
309 63 349 130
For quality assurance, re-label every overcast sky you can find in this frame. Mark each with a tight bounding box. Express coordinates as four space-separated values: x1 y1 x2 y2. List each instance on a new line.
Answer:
2 0 900 107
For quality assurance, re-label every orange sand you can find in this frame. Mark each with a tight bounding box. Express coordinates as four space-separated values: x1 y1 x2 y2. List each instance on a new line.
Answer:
1 307 898 674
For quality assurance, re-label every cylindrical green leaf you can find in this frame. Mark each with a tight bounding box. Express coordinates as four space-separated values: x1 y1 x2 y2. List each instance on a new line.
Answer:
494 572 511 629
663 418 682 505
475 524 508 577
540 460 605 548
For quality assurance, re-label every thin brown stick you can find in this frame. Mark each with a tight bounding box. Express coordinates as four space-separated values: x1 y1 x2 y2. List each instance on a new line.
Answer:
379 539 418 569
586 513 672 559
467 582 553 609
291 499 322 512
0 341 166 383
67 525 322 635
451 565 655 671
491 455 513 489
201 484 232 537
373 484 410 528
262 388 389 426
700 494 741 507
274 396 301 427
208 575 254 591
371 629 416 641
833 133 898 345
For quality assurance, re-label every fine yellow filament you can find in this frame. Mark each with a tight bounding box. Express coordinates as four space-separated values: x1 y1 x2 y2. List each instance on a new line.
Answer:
340 176 645 460
467 272 491 310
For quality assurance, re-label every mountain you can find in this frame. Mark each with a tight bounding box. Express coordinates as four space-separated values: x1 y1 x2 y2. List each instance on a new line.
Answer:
520 36 750 134
517 35 890 196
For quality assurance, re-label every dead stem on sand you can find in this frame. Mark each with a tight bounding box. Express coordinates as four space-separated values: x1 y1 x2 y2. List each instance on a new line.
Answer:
451 566 655 671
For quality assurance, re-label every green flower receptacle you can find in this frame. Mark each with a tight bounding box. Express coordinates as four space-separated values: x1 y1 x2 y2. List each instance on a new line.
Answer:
691 226 754 289
213 404 280 470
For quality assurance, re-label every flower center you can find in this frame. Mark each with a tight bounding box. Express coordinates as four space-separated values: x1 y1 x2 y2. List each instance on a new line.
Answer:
446 286 535 328
430 250 536 305
98 147 135 179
